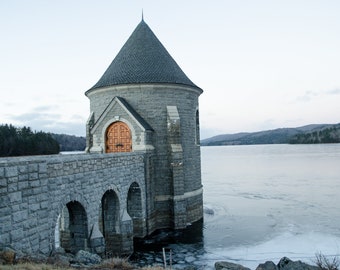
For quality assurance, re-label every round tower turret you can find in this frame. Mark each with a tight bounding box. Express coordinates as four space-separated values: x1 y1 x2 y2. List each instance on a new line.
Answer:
85 19 203 231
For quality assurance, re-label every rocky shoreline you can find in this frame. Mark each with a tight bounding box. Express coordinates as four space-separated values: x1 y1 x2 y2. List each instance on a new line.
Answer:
215 257 320 270
0 246 331 270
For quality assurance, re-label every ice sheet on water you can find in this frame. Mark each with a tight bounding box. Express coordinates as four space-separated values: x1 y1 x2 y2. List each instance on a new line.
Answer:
200 230 340 270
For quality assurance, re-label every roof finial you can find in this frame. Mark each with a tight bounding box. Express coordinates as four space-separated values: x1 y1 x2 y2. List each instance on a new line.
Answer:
142 9 144 21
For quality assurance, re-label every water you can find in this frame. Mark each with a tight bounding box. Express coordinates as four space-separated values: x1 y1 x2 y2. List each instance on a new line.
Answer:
201 144 340 269
133 144 340 269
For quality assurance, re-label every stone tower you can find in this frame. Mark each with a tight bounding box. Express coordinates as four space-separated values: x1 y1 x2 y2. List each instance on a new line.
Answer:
85 19 203 232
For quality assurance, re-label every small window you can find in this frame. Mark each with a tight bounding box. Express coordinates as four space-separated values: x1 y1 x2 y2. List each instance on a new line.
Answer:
195 110 200 145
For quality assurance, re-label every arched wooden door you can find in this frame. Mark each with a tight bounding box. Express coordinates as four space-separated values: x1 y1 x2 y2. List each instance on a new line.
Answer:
106 121 132 153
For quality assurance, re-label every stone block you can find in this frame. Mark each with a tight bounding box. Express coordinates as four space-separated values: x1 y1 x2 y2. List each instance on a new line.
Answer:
20 201 28 210
0 187 7 196
0 167 5 178
0 214 11 233
22 188 35 197
29 235 40 249
40 200 49 209
12 209 28 223
11 204 20 212
0 202 11 216
28 163 38 173
18 178 29 189
29 180 40 188
40 178 48 186
0 232 10 245
31 187 42 195
10 228 24 242
0 177 6 188
41 185 48 193
48 182 57 191
39 239 50 254
7 182 18 192
5 167 18 177
9 191 22 203
27 217 38 229
29 203 40 213
39 163 47 174
18 165 28 174
29 173 39 181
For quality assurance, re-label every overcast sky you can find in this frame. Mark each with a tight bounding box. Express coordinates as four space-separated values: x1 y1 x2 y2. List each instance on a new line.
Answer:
1 1 340 139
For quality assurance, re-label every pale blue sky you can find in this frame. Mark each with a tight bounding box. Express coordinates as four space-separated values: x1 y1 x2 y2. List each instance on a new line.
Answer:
1 1 340 139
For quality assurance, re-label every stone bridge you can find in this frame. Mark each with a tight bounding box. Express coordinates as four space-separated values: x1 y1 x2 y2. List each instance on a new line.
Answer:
0 18 205 257
0 152 150 256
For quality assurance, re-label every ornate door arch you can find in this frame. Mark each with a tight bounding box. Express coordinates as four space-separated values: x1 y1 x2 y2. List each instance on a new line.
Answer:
106 121 132 153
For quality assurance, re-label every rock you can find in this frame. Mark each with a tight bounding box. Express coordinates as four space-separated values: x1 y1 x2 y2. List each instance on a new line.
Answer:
256 261 278 270
277 257 293 269
54 247 66 254
277 257 319 270
215 261 251 270
48 246 72 266
185 255 196 263
155 256 163 263
204 206 215 215
184 266 198 270
74 250 101 265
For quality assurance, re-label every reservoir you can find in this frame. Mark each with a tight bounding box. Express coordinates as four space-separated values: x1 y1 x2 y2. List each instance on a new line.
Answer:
133 144 340 269
201 144 340 269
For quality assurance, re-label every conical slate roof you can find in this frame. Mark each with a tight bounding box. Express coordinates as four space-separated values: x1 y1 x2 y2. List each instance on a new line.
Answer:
89 19 199 90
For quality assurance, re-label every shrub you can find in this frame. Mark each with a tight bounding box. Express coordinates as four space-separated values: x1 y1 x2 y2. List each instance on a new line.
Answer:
0 250 16 265
315 252 339 270
95 257 135 269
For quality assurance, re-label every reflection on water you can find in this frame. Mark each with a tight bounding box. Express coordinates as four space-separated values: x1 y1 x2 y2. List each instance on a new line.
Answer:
131 144 340 269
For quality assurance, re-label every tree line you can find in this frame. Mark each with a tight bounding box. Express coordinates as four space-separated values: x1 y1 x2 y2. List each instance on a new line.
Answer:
289 124 340 144
0 124 60 157
50 133 86 152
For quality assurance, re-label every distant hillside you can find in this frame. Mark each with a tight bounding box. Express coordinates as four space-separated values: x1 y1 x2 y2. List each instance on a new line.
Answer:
289 123 340 144
51 133 86 151
201 124 339 146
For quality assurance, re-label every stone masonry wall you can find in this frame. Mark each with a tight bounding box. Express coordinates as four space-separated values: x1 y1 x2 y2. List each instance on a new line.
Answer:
86 83 203 231
0 152 146 255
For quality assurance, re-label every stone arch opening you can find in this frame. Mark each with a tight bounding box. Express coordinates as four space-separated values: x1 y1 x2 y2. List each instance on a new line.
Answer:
105 121 132 153
127 182 143 237
58 201 88 253
101 190 120 255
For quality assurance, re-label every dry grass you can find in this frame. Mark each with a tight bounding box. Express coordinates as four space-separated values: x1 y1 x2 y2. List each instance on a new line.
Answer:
0 263 165 270
0 263 74 270
94 257 135 269
140 267 164 270
0 250 164 270
94 258 164 269
0 258 165 270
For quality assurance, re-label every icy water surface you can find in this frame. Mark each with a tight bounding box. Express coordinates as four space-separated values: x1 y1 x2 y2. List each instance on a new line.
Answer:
132 144 340 269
